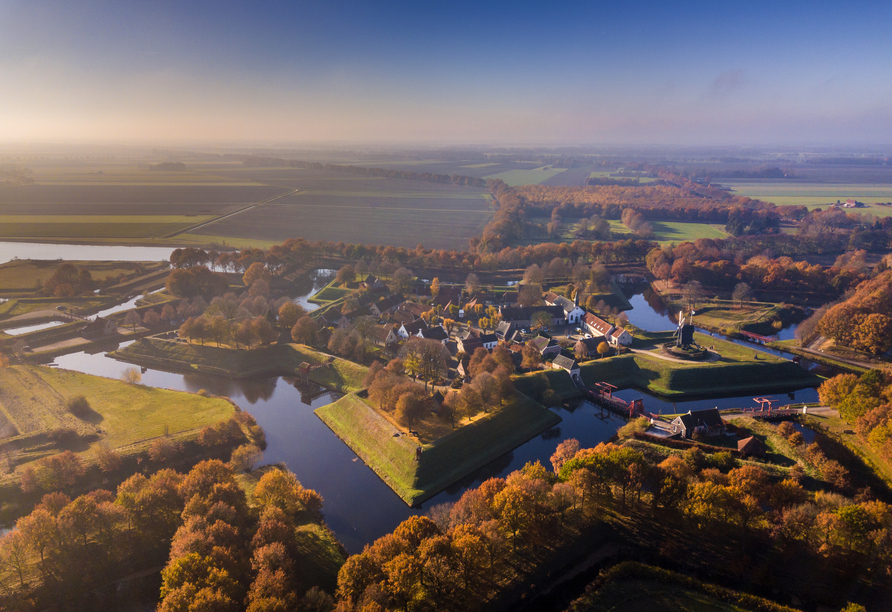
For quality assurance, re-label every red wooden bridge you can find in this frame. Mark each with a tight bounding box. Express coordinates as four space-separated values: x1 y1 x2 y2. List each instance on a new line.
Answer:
581 381 659 419
738 397 803 419
739 330 775 344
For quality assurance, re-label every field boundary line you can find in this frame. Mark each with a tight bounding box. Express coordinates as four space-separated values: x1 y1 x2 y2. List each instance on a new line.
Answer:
162 188 301 238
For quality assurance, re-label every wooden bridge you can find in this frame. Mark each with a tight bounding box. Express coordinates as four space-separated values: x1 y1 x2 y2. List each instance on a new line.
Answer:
738 330 775 344
579 381 658 420
736 397 804 420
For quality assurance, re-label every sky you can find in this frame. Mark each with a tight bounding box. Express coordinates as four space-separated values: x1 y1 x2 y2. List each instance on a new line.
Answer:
1 0 891 147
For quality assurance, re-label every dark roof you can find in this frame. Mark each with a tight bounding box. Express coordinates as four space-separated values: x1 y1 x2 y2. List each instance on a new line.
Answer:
737 436 766 454
402 319 428 335
528 335 557 352
552 355 579 371
495 320 514 338
374 294 404 312
500 290 518 304
343 305 375 321
678 408 724 430
478 332 498 344
421 326 449 341
498 305 564 322
459 337 483 353
574 337 605 351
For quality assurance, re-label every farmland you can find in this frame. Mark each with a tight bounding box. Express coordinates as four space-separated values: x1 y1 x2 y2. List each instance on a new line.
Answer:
0 215 216 239
483 165 568 186
539 166 595 186
725 179 892 216
190 169 494 249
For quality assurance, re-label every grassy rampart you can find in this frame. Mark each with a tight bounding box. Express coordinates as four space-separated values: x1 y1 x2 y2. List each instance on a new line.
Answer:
111 338 368 391
578 353 818 398
315 392 561 505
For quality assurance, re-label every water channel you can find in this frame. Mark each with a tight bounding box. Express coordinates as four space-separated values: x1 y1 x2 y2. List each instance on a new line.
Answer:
1 242 819 553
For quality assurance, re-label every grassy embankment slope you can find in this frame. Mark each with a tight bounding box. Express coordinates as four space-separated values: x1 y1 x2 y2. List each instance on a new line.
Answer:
315 392 561 505
517 333 819 401
111 338 367 391
0 365 236 485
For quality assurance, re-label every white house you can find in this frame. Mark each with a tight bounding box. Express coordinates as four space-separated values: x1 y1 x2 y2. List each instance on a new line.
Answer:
544 291 586 325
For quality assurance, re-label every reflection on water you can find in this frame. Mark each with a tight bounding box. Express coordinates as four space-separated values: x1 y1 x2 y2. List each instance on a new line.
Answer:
0 241 174 265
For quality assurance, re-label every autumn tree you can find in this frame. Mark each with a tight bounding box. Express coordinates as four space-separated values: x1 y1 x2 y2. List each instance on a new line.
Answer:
291 316 318 345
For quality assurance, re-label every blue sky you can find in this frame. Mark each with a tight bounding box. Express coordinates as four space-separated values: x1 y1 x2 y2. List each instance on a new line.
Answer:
1 0 890 146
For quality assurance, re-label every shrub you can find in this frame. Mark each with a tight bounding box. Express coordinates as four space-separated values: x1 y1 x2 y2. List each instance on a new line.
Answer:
48 427 79 445
66 395 91 417
148 438 180 463
250 425 267 450
229 443 263 473
196 389 209 397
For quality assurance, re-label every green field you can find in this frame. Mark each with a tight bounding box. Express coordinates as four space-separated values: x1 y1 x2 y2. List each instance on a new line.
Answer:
315 392 561 505
557 332 821 398
484 166 568 186
0 365 236 481
725 180 892 216
606 220 728 243
0 215 215 239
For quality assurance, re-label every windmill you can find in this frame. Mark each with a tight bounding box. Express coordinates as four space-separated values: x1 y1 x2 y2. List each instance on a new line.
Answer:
674 310 695 348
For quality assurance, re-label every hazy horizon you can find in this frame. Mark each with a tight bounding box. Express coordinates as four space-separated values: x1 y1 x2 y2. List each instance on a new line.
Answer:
2 1 891 147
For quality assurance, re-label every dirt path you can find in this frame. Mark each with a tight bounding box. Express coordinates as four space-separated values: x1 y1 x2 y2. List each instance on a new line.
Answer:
630 347 719 364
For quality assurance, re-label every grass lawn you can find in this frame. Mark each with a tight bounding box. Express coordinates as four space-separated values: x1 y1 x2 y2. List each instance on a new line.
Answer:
606 220 729 243
576 346 818 399
0 365 235 480
310 279 352 303
484 166 568 186
315 391 561 505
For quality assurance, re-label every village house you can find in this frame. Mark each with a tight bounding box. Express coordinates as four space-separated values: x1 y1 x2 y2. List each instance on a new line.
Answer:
361 275 388 292
79 316 118 340
574 336 606 358
583 312 614 337
369 294 404 316
337 305 376 329
737 436 767 457
527 335 561 360
670 408 726 439
609 327 633 346
494 320 516 341
498 305 565 328
398 319 428 339
419 325 449 344
551 354 581 383
457 335 484 355
369 324 401 347
544 291 586 325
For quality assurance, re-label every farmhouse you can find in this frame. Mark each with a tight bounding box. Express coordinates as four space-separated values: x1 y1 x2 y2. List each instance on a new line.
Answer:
362 275 388 292
544 291 586 324
670 408 725 439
